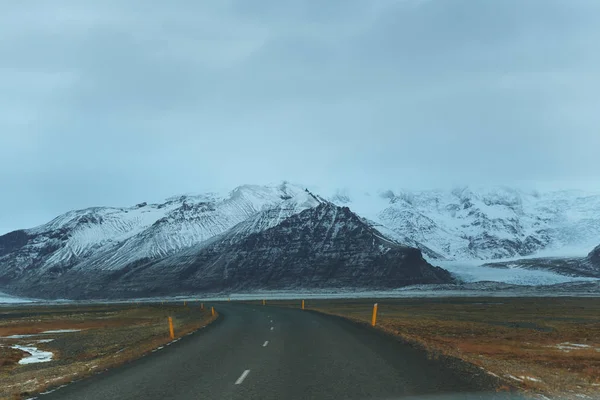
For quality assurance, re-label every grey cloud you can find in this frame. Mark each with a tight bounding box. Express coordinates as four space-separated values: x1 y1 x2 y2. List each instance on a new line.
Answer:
1 0 600 233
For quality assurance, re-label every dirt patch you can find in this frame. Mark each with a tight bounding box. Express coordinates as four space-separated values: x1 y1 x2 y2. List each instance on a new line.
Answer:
0 302 217 400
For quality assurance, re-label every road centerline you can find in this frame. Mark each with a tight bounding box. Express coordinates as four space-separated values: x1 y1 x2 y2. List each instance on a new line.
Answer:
235 369 250 385
263 341 269 347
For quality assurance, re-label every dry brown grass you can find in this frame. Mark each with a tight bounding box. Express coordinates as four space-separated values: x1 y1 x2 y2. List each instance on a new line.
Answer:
0 302 217 400
0 347 23 368
266 297 600 399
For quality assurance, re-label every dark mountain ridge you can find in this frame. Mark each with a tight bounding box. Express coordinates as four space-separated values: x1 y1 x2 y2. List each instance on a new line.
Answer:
2 203 452 299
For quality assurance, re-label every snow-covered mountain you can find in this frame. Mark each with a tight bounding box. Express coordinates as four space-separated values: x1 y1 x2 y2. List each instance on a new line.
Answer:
0 183 311 282
2 201 451 299
327 187 600 261
2 182 599 298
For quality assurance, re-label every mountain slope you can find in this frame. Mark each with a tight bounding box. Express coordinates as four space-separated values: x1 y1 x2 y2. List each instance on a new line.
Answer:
152 203 453 292
480 244 600 278
587 244 600 266
328 187 600 261
3 203 452 299
0 183 308 284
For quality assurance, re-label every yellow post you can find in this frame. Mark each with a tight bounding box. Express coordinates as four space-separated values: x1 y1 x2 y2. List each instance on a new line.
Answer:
262 299 266 306
168 317 175 340
228 298 231 302
200 303 204 310
184 300 187 307
371 303 378 327
301 300 305 310
211 307 215 317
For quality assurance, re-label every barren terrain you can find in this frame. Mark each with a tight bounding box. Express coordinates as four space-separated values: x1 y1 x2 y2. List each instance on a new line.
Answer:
0 302 216 400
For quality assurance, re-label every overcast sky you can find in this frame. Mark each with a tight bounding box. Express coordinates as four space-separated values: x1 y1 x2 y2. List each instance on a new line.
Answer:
1 0 600 234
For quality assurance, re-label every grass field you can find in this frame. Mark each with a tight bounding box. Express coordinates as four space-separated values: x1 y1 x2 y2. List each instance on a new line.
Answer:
0 302 216 400
262 297 600 399
3 297 598 399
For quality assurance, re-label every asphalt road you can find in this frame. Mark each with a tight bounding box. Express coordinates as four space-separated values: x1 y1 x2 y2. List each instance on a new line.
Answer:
39 303 516 400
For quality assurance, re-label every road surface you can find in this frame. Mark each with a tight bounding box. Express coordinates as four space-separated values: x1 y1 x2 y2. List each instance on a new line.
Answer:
40 303 511 400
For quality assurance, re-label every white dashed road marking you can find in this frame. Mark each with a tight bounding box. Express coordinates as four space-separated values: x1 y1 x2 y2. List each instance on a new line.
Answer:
270 327 274 331
263 341 269 347
235 370 250 385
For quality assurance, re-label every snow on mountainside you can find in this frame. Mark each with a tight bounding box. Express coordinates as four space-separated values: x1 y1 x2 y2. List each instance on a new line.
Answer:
0 183 310 282
327 187 600 261
479 243 600 279
2 182 600 298
5 203 451 299
74 188 323 273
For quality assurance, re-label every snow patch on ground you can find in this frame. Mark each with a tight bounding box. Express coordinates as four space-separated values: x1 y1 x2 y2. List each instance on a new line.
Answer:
506 374 524 382
554 342 593 352
3 330 82 341
506 374 544 385
12 344 53 364
3 334 37 339
520 376 542 382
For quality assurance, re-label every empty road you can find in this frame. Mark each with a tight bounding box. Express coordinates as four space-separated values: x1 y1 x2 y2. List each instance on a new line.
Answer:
39 303 512 400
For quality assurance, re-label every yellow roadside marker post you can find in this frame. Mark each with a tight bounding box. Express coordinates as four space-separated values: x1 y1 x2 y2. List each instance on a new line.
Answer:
371 303 378 327
168 317 175 340
262 299 266 306
211 307 215 317
184 300 187 307
301 300 305 310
